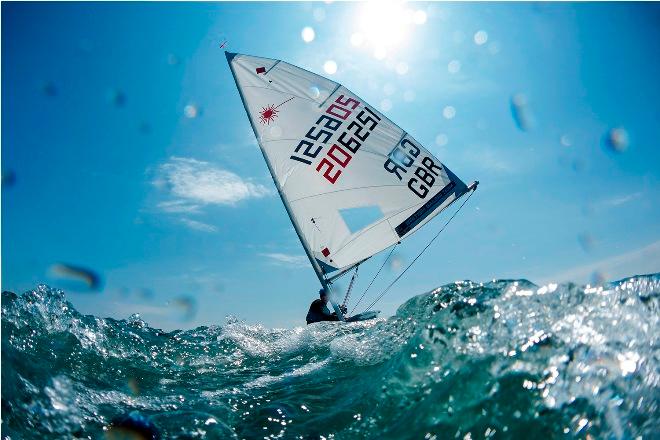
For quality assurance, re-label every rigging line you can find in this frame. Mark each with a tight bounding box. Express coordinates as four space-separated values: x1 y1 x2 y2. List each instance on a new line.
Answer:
363 190 476 313
341 265 359 307
349 244 398 315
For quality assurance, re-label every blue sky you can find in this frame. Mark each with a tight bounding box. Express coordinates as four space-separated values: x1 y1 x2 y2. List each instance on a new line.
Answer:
3 2 659 330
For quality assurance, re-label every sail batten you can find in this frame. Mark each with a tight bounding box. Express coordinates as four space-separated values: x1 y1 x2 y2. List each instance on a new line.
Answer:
289 184 404 203
226 52 469 275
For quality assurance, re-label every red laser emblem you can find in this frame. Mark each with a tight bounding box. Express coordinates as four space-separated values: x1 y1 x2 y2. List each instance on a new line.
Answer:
259 104 279 125
258 97 294 125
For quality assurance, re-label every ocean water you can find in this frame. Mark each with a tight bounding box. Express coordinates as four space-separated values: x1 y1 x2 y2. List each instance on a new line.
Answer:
2 274 658 439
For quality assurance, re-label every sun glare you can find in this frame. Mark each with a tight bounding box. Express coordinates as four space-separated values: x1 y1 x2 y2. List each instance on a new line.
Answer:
355 1 425 58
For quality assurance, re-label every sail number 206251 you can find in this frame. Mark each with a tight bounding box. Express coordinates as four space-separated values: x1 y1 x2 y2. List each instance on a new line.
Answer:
289 94 381 185
315 97 380 184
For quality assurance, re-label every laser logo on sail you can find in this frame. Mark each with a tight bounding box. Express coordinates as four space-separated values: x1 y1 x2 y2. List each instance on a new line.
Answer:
259 104 279 124
258 97 294 125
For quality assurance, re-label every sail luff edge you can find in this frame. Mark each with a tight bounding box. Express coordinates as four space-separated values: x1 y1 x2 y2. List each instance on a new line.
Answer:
225 53 332 295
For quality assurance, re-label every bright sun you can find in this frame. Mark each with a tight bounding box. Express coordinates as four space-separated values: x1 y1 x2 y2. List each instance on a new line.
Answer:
354 1 427 58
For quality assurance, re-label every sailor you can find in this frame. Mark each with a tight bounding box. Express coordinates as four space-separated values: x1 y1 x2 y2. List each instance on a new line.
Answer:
306 289 346 324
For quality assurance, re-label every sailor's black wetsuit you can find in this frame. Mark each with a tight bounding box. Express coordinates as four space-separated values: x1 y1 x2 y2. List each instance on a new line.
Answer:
306 299 339 325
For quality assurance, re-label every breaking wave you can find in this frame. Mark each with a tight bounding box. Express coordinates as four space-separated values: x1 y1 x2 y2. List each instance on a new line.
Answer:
2 274 658 439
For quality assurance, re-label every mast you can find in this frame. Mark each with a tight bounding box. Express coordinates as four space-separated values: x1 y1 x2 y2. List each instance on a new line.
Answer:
225 52 345 321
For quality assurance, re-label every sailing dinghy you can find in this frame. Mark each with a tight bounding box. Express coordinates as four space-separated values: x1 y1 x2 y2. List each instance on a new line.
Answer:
225 52 477 322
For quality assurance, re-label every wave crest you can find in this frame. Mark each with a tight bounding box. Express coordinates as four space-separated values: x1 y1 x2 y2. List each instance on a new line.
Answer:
2 275 658 438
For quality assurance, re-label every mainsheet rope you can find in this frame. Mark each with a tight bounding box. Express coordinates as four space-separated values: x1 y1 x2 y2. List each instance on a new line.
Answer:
362 189 476 313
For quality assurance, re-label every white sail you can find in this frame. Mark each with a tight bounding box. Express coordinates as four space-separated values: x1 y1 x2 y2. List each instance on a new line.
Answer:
226 52 468 277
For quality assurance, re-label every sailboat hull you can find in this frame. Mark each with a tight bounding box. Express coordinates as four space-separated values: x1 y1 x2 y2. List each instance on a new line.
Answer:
346 311 380 322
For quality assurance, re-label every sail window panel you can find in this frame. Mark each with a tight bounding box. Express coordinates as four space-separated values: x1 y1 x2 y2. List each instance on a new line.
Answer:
339 206 385 234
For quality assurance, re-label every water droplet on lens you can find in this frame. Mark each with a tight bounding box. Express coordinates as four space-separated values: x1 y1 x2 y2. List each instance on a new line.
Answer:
604 127 629 153
512 94 526 107
41 81 57 97
447 60 461 74
184 104 199 118
308 86 321 99
380 99 392 112
50 263 103 290
474 30 488 45
435 134 448 147
591 271 607 285
443 106 456 119
510 93 534 131
107 89 126 108
2 169 16 188
389 253 405 271
301 26 315 43
172 295 196 321
323 60 337 75
577 232 595 252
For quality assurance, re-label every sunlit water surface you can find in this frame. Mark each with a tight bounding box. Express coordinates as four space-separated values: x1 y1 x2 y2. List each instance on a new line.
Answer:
2 274 658 439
